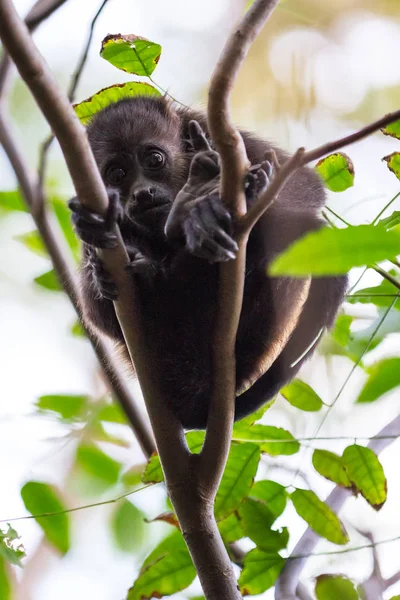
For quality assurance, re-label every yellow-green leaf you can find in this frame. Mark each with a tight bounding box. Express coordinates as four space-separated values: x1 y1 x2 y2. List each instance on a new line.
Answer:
238 498 289 551
316 153 354 192
281 379 323 411
35 394 89 422
232 424 300 455
347 278 400 311
384 152 400 180
76 443 122 486
51 196 80 262
74 82 161 125
21 482 70 554
0 525 25 567
101 34 161 76
0 557 11 600
234 400 274 429
331 315 353 346
378 210 400 229
342 444 387 510
312 449 352 488
269 225 400 276
34 269 62 292
239 549 284 595
218 513 244 544
290 489 349 545
315 574 358 600
382 120 400 140
250 480 287 519
111 500 145 553
0 190 27 213
15 230 47 257
215 442 260 521
356 357 400 403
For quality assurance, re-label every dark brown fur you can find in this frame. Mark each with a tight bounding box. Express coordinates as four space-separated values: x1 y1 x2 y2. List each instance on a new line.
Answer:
78 96 347 429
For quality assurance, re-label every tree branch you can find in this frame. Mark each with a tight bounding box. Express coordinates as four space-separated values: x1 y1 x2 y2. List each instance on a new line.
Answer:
0 0 155 458
275 413 400 599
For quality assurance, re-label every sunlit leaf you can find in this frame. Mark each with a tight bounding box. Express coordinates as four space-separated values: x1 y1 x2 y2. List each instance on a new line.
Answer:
35 394 89 422
234 401 274 429
269 225 400 276
347 278 400 311
378 210 400 230
232 424 300 455
97 402 127 424
250 480 287 519
74 82 161 125
121 465 144 488
70 320 86 337
331 315 353 346
129 531 195 600
34 269 62 291
0 557 11 600
315 574 358 600
51 197 80 262
356 357 400 403
101 34 161 76
111 499 145 553
76 443 122 486
238 498 289 551
312 449 352 488
0 190 27 213
215 443 260 521
218 513 244 543
342 444 387 510
316 153 354 192
15 230 48 257
0 525 25 567
281 379 323 411
21 482 70 554
383 152 400 180
382 120 400 140
238 549 284 595
290 489 349 545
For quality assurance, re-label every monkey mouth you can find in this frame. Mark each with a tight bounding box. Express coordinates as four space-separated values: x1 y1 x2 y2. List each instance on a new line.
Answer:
127 198 170 221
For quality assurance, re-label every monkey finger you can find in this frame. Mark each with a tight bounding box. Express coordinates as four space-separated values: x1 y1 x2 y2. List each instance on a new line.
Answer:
210 227 238 254
260 159 273 179
208 195 233 234
105 189 124 228
69 198 105 226
96 280 119 301
188 120 212 152
78 228 118 249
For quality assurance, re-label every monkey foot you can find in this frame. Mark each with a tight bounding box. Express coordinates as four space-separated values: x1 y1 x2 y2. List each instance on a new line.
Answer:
68 190 123 249
245 160 273 205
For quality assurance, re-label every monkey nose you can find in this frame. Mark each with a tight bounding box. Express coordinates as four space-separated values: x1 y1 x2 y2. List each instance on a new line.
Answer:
134 188 155 203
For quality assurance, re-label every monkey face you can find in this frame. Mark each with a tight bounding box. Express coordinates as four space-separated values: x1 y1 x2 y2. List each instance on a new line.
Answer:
87 96 189 231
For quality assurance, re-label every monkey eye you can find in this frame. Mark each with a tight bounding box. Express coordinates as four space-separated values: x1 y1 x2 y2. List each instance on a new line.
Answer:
106 166 126 186
142 150 165 170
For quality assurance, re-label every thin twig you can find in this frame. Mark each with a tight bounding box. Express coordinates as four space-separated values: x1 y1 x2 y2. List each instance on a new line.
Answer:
38 0 110 185
275 411 400 599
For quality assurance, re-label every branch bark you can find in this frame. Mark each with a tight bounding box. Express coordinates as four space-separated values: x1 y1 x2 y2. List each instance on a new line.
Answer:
275 413 400 599
0 0 155 458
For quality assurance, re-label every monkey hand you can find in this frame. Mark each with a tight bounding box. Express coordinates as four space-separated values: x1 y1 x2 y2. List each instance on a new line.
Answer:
125 244 163 280
68 189 123 249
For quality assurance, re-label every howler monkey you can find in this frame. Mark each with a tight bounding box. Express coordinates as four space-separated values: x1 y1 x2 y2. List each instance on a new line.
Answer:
69 96 347 429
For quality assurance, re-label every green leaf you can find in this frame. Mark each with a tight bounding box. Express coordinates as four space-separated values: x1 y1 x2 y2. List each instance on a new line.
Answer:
382 119 400 140
234 401 274 429
0 190 27 213
51 197 80 262
238 549 284 595
129 534 195 600
356 357 400 403
142 431 205 484
315 574 359 600
97 402 127 424
269 224 400 276
70 320 86 337
215 442 260 521
378 210 400 230
347 278 400 310
383 152 400 180
121 465 144 488
0 556 11 600
232 424 300 455
250 480 287 519
316 153 354 192
0 525 25 567
342 444 387 509
20 482 70 554
15 230 47 257
218 513 244 544
238 498 289 551
74 82 161 125
312 449 352 488
35 394 89 422
101 34 161 76
34 269 62 292
281 379 323 411
331 314 353 346
76 443 122 486
111 499 145 553
290 489 349 545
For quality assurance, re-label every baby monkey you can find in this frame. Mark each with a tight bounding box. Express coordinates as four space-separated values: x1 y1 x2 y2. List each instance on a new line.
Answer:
70 96 347 429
